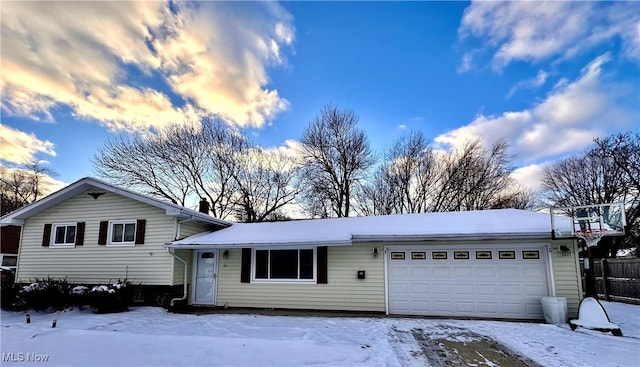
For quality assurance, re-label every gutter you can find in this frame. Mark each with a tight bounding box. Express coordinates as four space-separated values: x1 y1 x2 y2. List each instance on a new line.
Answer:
166 248 188 307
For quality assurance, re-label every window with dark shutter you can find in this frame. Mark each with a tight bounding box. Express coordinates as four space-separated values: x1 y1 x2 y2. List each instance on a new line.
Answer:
241 248 251 283
42 224 52 247
75 222 85 246
317 246 328 284
135 219 146 244
98 221 108 245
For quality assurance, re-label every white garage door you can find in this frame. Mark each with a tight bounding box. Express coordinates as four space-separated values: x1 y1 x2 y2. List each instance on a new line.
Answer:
387 245 550 319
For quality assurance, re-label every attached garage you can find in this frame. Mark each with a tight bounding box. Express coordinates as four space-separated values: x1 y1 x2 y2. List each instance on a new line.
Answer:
387 244 551 319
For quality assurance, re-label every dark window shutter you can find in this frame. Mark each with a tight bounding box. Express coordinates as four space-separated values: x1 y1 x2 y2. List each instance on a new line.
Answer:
317 246 328 284
135 219 146 245
241 248 252 283
98 221 108 245
75 222 85 246
42 224 52 247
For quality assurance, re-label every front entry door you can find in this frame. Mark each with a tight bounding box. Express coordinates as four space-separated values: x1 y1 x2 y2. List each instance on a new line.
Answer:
193 250 217 305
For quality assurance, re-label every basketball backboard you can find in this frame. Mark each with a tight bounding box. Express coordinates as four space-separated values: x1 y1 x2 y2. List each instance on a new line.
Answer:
550 202 627 240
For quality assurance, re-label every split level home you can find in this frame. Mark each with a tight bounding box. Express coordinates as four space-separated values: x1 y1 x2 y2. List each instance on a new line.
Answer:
0 177 582 320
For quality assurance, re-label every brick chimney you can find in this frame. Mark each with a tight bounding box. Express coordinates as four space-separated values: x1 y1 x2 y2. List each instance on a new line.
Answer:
198 198 210 214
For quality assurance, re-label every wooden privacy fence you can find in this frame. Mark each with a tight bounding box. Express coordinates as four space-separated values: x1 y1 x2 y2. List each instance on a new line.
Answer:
581 258 640 304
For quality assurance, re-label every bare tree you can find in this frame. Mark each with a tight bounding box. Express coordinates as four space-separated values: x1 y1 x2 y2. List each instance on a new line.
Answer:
359 136 531 215
94 118 301 222
228 147 301 222
299 105 375 217
355 131 436 215
1 160 57 215
542 132 640 255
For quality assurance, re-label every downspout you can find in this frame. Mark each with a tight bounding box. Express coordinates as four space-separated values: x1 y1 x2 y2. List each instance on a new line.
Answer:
167 247 188 307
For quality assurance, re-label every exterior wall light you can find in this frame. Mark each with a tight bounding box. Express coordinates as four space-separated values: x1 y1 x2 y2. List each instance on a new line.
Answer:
372 247 378 257
222 250 229 258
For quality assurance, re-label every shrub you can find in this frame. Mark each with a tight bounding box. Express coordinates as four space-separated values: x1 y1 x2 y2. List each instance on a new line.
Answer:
1 270 18 310
89 280 131 313
69 285 90 309
19 277 70 311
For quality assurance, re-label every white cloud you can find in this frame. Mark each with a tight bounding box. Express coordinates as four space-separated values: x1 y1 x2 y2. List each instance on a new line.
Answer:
435 54 635 163
459 1 639 71
507 70 549 98
0 1 294 131
511 164 547 192
265 139 304 160
0 124 56 164
397 124 407 130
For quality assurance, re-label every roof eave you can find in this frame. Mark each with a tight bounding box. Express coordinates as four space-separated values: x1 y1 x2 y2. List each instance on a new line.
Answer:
165 239 353 249
0 177 232 228
351 232 551 242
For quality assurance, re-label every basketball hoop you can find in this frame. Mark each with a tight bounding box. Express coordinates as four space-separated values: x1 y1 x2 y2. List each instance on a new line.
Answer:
575 229 607 248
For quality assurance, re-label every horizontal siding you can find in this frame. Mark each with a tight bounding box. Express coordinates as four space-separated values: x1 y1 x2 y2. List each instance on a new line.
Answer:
551 239 581 318
171 221 211 285
17 190 176 285
216 244 385 312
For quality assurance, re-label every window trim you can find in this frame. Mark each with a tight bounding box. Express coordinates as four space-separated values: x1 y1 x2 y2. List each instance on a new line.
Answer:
251 247 317 284
1 253 18 268
107 220 137 247
50 223 77 248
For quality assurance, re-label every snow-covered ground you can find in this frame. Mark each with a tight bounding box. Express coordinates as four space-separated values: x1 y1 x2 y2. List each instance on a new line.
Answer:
1 301 638 367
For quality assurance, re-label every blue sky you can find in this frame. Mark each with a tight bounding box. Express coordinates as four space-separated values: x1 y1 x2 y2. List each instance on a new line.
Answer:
1 1 638 195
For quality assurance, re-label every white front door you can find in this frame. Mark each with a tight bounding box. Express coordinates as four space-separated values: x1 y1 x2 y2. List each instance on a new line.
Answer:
193 250 217 305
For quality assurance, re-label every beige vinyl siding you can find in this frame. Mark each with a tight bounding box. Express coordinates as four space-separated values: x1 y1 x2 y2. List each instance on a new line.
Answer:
214 238 582 316
171 220 210 285
216 244 385 312
17 190 176 285
550 239 582 318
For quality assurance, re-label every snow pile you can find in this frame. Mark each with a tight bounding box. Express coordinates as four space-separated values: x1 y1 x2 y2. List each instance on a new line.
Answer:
570 298 620 330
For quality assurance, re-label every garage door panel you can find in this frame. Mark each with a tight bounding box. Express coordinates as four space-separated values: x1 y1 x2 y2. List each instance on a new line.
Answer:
431 284 451 296
523 284 547 294
388 245 549 320
432 266 451 278
500 303 523 316
498 266 520 278
453 266 473 278
432 301 452 312
476 302 499 315
410 267 428 277
411 300 429 311
410 284 429 297
475 267 498 279
454 302 475 313
477 284 497 296
390 282 409 294
499 284 521 296
452 284 474 297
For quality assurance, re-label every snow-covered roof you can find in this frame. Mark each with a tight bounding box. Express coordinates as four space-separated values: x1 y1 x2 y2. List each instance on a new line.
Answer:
168 209 571 248
0 177 231 228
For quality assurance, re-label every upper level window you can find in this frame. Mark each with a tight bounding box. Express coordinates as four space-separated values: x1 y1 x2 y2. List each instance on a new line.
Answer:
253 248 315 282
52 223 76 247
109 221 136 246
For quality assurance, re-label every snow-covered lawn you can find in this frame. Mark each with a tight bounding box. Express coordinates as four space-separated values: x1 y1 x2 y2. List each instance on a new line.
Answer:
1 301 638 367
